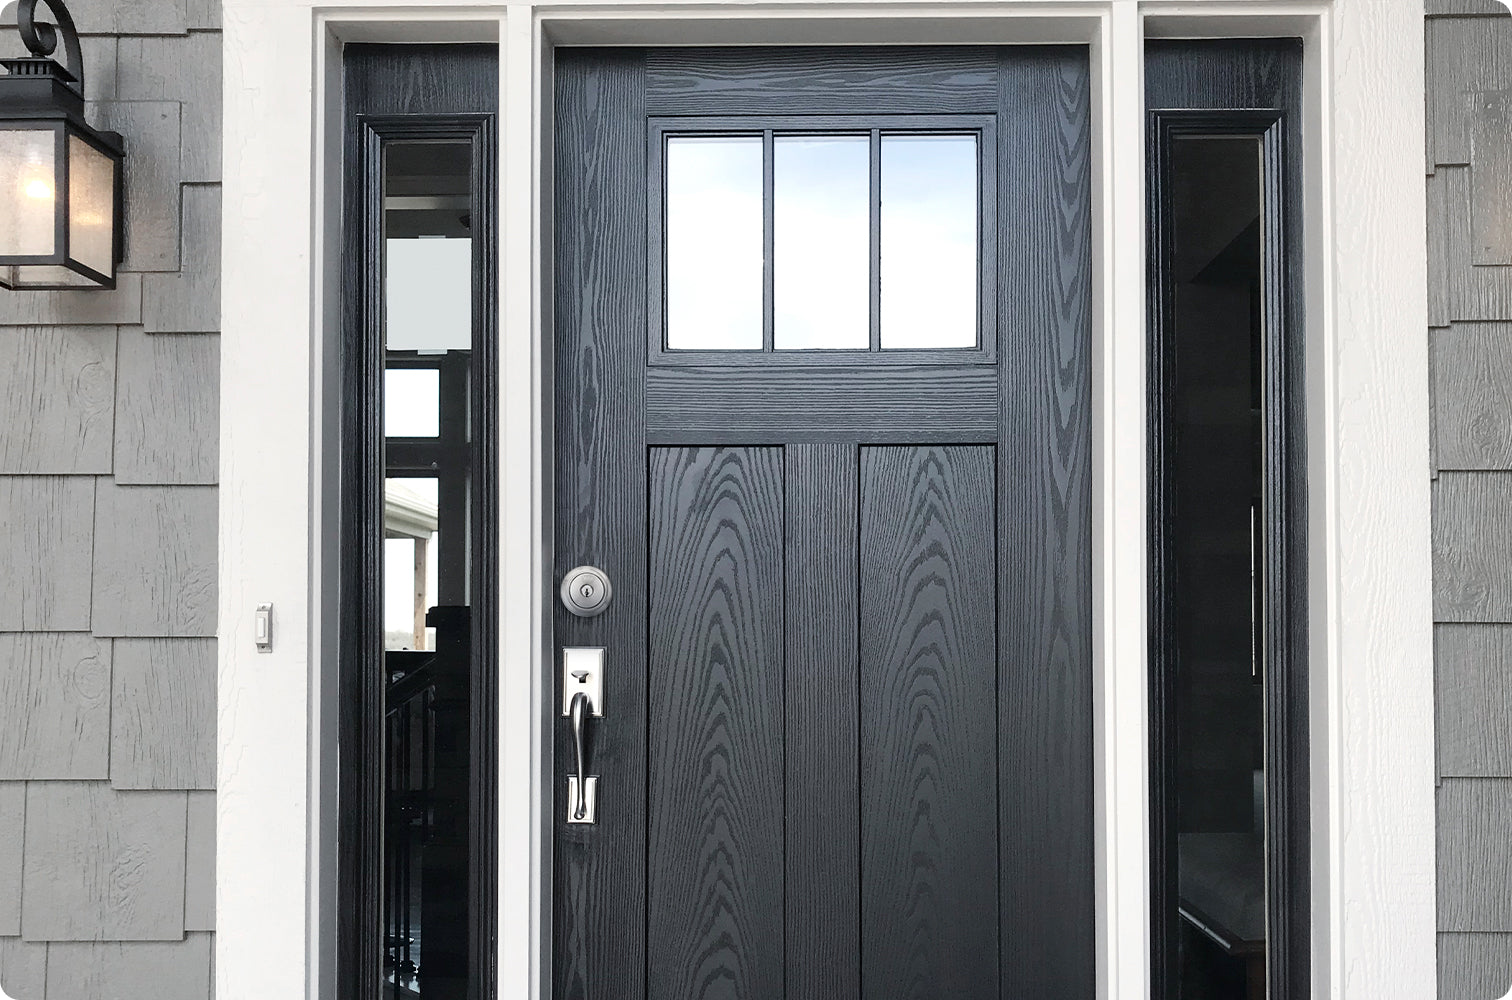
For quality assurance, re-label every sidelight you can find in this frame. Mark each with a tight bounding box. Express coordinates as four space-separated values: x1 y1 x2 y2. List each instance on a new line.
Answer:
1149 114 1306 1000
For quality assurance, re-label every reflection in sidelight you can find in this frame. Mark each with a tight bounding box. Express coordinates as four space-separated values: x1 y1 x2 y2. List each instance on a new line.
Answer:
665 136 764 350
773 135 870 349
1160 135 1267 1000
381 140 476 1000
880 134 978 348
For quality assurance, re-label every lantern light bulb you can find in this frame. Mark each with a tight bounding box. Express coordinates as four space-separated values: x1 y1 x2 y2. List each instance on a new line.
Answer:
23 179 53 200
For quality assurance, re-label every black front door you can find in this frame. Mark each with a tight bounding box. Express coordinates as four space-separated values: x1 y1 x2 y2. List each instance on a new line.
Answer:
553 46 1093 1000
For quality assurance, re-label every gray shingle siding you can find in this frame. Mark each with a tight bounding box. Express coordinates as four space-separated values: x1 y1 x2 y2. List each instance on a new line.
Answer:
1430 2 1512 994
0 1 219 995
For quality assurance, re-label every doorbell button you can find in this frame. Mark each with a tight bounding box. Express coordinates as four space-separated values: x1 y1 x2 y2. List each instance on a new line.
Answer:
561 565 613 617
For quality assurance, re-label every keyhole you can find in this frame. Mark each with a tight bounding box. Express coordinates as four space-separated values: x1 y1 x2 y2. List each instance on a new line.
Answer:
581 583 594 599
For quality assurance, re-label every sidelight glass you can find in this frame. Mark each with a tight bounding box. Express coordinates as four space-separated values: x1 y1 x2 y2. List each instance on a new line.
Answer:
773 135 870 349
380 139 479 999
385 369 441 438
1157 134 1268 1000
665 135 764 350
880 134 978 349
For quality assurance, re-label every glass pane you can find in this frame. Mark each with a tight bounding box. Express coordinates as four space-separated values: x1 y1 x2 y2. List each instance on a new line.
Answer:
386 141 472 352
384 478 440 652
68 135 115 276
387 238 472 351
381 139 476 1000
773 135 870 350
0 129 57 257
880 134 978 349
385 368 441 438
1162 135 1266 1000
665 136 764 350
1 265 97 288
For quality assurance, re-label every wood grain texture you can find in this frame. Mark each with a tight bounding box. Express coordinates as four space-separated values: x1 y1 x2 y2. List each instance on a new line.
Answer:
114 328 218 484
97 102 182 274
0 477 95 631
185 0 219 31
1434 472 1512 622
1429 169 1452 328
1427 0 1512 15
1439 932 1512 998
142 184 221 334
997 47 1097 997
553 48 649 1000
1438 166 1512 323
0 635 112 780
859 445 998 1000
1425 15 1510 169
647 46 999 115
0 326 115 474
46 935 212 1000
183 790 213 931
1145 38 1302 112
0 782 23 935
110 0 188 35
1433 323 1512 468
0 938 46 1000
116 34 221 184
21 783 187 941
648 446 785 1000
1438 779 1512 930
91 482 217 637
647 366 997 444
1471 91 1512 265
1437 625 1512 776
0 273 142 327
784 443 860 1000
78 36 118 101
109 639 215 790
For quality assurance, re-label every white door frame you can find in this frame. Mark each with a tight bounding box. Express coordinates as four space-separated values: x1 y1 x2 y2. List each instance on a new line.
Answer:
216 2 1434 999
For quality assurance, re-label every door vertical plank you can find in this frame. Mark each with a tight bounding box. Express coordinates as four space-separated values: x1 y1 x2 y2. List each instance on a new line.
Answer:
553 49 648 1000
859 445 999 1000
648 446 786 1000
785 443 861 1000
997 48 1096 997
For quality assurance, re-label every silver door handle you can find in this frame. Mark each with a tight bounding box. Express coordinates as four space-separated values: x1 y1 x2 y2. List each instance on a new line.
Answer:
568 690 597 823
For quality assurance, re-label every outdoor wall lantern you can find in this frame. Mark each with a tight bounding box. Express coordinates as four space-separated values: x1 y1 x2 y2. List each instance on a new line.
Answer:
0 0 123 290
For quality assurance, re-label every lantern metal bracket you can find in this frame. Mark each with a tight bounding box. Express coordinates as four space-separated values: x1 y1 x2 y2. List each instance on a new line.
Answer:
14 0 83 94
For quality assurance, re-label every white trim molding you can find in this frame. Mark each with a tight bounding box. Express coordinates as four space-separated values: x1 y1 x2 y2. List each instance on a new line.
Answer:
217 3 1436 999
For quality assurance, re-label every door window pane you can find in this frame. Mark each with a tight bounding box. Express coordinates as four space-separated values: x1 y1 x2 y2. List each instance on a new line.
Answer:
665 136 764 350
880 134 978 349
773 135 870 350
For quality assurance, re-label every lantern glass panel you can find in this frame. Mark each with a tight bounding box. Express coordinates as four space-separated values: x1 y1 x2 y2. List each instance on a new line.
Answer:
68 134 114 277
0 128 57 258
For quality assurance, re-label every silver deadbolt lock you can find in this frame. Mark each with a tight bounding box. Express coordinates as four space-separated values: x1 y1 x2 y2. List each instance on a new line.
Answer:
560 565 613 618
